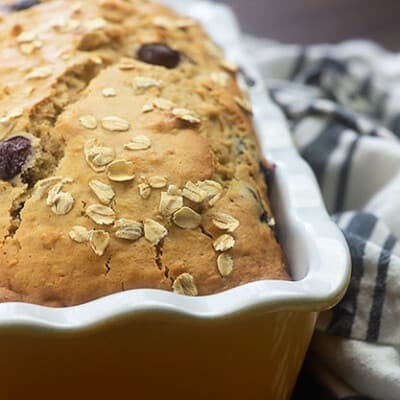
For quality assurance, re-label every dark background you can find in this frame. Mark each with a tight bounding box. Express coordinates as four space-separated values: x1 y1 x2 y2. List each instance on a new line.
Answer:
217 0 400 50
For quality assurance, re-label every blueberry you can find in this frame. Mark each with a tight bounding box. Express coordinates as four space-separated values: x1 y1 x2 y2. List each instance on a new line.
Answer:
259 210 269 224
4 0 40 12
0 136 32 181
137 43 181 69
247 187 272 225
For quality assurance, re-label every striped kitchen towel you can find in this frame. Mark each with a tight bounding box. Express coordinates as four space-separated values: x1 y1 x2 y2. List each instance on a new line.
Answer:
246 38 400 400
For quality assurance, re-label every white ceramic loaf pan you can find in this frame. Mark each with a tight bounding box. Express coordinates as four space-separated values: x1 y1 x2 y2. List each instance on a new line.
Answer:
0 2 351 399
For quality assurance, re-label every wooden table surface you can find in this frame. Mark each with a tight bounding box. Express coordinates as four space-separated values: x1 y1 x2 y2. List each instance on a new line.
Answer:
217 0 400 50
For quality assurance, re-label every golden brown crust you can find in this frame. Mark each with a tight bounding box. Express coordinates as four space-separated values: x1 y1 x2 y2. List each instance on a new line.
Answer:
0 0 288 306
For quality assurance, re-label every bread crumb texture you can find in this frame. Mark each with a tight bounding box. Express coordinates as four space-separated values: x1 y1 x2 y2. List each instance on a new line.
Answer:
0 0 288 306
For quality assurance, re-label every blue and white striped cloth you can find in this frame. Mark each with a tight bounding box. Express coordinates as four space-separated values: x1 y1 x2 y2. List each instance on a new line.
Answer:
246 38 400 400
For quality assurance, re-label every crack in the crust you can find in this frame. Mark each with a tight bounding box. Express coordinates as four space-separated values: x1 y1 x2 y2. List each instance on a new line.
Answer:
164 265 170 280
154 239 175 281
27 61 108 180
154 240 172 283
105 256 112 275
199 225 213 240
5 199 25 241
155 241 164 271
6 59 112 239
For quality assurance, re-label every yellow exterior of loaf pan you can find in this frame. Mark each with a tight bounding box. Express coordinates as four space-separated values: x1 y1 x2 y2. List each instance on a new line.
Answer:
1 309 317 400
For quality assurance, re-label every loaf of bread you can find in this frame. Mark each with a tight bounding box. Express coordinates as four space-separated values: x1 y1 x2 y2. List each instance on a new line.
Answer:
0 0 288 306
